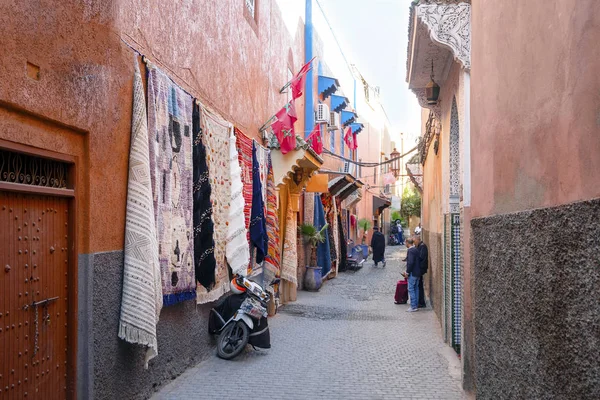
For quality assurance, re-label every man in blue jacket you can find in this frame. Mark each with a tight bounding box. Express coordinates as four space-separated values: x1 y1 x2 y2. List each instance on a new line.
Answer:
405 236 421 312
414 235 429 308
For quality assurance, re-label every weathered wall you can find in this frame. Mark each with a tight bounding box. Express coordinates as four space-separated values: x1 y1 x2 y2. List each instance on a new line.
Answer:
470 0 600 218
472 198 600 399
90 251 214 400
0 0 129 254
470 1 600 397
0 0 307 398
118 0 305 143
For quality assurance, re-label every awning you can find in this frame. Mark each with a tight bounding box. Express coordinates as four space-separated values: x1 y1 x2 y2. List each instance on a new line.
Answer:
330 95 349 113
269 133 323 187
326 172 364 202
373 195 391 214
350 122 364 134
341 110 357 126
318 75 340 100
343 189 362 208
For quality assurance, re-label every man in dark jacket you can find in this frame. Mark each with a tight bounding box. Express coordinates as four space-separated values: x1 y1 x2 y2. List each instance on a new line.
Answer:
405 237 421 312
371 226 386 267
414 235 429 308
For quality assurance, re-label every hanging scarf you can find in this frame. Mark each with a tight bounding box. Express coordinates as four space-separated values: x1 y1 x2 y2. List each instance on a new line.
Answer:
249 141 268 265
119 59 162 368
314 193 332 277
281 188 298 284
192 104 217 292
147 65 196 306
263 155 281 293
235 128 253 236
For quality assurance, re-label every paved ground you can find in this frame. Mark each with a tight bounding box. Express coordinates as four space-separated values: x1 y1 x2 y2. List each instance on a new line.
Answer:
152 245 466 400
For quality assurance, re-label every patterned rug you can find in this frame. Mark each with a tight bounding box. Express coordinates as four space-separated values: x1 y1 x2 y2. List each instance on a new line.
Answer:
281 188 298 285
193 104 217 293
197 110 233 303
119 59 163 368
234 128 253 237
263 155 281 293
226 126 250 276
147 64 196 306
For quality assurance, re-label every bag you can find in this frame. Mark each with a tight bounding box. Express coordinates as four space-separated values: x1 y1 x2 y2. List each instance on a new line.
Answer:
394 280 408 304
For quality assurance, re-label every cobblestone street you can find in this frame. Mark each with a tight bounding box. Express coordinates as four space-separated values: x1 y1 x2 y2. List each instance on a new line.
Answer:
152 245 466 400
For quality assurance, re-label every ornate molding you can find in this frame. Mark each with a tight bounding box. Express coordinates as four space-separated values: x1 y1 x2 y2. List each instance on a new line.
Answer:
417 3 471 70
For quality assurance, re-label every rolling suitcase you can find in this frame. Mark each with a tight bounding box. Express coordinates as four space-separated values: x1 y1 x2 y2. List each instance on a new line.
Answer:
394 279 408 304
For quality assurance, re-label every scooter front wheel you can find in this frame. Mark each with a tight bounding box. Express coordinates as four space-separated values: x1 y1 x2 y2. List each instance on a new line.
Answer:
217 320 249 360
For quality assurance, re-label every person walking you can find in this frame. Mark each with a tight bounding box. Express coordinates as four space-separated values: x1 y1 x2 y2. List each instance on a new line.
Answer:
405 236 421 312
414 234 428 308
371 226 386 267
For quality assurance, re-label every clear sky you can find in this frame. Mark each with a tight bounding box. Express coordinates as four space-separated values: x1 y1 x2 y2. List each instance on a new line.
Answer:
315 0 422 145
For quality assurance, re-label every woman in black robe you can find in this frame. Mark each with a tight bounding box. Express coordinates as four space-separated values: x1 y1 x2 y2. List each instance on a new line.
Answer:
371 226 386 267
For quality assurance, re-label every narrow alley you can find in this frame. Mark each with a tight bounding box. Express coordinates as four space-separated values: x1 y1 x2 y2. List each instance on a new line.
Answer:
152 245 465 400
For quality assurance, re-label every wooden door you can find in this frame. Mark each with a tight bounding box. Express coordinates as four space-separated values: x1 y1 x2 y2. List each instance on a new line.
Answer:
1 191 70 399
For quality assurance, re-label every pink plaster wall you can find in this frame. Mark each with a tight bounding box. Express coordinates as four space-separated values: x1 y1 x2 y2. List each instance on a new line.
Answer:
471 0 600 218
0 0 305 253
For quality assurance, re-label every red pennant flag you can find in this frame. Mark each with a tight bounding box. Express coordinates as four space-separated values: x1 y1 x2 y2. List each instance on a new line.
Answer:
344 126 354 150
352 132 358 150
307 124 323 155
290 57 315 100
272 102 298 154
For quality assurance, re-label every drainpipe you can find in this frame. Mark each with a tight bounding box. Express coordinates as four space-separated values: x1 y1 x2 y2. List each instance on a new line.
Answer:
304 0 314 138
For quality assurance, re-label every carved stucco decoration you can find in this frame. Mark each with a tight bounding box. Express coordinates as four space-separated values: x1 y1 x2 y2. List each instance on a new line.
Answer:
417 2 471 70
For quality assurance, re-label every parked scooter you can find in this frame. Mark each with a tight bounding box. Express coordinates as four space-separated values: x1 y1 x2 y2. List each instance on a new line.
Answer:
208 275 280 360
388 234 399 246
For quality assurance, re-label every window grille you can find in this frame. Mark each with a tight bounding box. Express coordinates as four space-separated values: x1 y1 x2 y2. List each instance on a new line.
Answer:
0 149 69 188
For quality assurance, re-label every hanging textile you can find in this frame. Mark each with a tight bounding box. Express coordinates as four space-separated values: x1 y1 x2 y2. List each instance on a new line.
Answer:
337 212 348 272
119 59 163 368
331 199 340 270
314 193 332 277
198 110 245 304
322 194 338 268
263 155 281 293
234 128 253 236
254 141 269 205
192 104 217 293
281 188 298 284
147 64 196 306
250 141 268 265
226 126 250 275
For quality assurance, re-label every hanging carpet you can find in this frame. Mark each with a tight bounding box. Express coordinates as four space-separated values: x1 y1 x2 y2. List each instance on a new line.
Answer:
249 141 268 266
314 193 332 277
226 125 250 276
234 128 253 237
119 59 163 368
281 188 298 285
147 64 196 306
263 155 281 293
192 104 217 292
337 212 348 272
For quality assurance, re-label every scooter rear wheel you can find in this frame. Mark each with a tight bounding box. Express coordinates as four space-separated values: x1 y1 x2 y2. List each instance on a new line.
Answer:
217 320 249 360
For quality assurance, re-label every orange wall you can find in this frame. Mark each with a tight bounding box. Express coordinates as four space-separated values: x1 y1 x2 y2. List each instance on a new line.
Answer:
0 1 304 254
471 0 600 218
